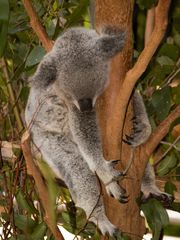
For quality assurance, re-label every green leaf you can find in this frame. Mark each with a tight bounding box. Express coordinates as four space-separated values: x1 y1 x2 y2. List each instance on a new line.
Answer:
151 87 171 121
75 207 87 229
165 181 177 195
65 0 90 27
136 0 156 10
0 0 9 21
31 222 47 239
14 214 36 233
158 43 179 61
173 16 180 33
156 56 175 66
16 189 37 214
61 211 71 224
25 46 46 67
157 154 178 176
174 34 180 47
141 199 169 240
0 22 9 57
172 85 180 104
0 0 9 57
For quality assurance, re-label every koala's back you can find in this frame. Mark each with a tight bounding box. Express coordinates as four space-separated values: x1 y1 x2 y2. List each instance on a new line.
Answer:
25 85 70 143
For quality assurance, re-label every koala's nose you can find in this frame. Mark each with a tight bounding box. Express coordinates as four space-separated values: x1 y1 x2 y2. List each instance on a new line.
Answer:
78 98 93 112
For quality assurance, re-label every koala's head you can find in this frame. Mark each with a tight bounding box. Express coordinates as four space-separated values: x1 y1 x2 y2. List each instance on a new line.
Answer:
32 27 126 112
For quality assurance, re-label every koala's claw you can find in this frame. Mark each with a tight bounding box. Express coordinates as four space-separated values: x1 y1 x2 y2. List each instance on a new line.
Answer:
119 194 129 204
122 138 132 145
109 159 121 166
106 182 128 204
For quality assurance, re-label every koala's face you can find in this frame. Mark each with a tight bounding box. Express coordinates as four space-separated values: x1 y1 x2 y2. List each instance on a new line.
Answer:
33 27 126 112
56 61 109 112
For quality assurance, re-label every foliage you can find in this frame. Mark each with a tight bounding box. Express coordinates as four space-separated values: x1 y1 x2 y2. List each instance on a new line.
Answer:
0 0 179 239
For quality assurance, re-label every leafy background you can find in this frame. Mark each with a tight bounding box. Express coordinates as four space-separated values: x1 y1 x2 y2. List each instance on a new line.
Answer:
0 0 179 239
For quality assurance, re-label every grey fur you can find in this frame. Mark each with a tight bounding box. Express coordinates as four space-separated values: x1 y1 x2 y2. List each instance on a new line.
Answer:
25 27 171 236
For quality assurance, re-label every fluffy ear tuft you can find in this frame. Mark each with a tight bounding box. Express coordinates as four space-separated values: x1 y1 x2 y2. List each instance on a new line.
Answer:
31 53 57 88
95 26 126 60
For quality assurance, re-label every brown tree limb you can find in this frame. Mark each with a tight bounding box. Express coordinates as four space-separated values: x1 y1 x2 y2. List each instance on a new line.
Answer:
22 0 53 52
144 7 155 46
141 105 180 167
106 0 172 153
21 131 64 240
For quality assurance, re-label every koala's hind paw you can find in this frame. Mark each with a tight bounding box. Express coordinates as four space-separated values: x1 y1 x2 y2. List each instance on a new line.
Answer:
106 182 128 203
141 187 174 207
123 116 151 147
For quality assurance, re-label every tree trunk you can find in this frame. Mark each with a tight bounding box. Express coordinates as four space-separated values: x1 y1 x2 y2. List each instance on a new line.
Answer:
95 0 145 239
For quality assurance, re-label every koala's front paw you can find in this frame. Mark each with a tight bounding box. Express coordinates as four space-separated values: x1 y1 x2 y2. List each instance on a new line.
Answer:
96 160 124 186
124 116 151 147
141 185 174 207
106 181 128 203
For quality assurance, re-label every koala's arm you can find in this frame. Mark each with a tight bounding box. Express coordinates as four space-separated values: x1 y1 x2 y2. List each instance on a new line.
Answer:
68 106 121 184
69 107 105 169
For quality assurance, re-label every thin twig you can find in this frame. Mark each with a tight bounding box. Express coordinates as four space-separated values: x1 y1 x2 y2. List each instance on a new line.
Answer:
154 136 180 167
22 0 53 52
21 131 64 240
142 105 180 165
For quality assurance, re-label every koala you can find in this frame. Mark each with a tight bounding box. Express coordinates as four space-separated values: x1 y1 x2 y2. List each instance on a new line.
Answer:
25 27 172 237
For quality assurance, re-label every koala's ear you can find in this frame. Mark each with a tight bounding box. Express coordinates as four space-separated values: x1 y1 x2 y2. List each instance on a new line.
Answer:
94 27 126 60
31 53 57 88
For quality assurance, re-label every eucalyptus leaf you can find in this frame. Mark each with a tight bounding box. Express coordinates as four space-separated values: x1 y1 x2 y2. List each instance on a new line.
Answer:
0 0 9 56
158 43 179 61
165 181 177 195
31 222 47 239
151 87 171 121
25 46 46 67
156 56 175 66
141 199 169 240
136 0 156 10
14 214 36 233
157 154 178 176
0 0 9 21
172 85 180 104
16 189 37 214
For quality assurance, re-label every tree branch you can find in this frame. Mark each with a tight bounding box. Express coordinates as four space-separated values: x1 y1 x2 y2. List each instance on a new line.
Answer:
144 7 155 46
106 0 172 150
141 105 180 163
21 131 64 240
22 0 53 52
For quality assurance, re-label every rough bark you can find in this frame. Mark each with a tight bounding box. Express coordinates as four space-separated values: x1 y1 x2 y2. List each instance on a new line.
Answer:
95 1 145 239
95 0 172 239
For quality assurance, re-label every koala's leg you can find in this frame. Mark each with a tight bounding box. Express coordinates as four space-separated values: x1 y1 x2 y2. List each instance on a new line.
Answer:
32 131 118 236
124 90 152 147
123 91 173 205
141 163 173 205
